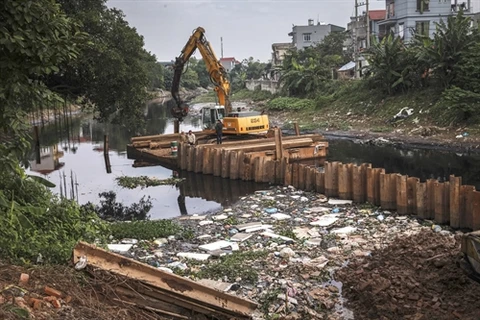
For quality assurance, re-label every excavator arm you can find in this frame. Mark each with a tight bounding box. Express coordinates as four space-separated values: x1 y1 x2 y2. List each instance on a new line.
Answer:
171 27 232 122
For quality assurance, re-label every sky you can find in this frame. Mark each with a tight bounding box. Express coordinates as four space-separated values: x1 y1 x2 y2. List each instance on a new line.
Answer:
106 0 386 63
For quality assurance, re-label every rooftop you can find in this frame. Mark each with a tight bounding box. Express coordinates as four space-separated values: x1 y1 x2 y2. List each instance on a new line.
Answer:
369 9 386 21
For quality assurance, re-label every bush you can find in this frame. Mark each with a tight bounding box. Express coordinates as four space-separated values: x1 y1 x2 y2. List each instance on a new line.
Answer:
266 97 315 110
0 177 109 264
232 88 273 101
109 220 181 240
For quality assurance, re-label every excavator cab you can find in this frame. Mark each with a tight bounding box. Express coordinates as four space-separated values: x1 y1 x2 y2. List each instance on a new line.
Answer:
201 105 226 130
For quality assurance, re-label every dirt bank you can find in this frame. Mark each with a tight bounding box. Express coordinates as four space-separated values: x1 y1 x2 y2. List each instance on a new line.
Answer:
265 109 480 154
336 231 480 320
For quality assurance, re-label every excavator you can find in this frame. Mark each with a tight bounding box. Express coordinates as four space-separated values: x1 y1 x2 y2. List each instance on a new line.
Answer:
170 27 269 136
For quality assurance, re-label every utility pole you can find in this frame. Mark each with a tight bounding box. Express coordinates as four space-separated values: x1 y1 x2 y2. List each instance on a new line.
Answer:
366 0 370 48
220 37 224 58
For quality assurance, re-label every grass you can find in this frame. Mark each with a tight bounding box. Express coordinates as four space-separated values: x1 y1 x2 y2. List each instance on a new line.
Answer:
109 220 181 240
195 250 268 284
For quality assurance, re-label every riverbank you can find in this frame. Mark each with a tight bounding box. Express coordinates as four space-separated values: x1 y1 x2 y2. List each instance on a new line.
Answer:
194 87 480 154
101 185 479 319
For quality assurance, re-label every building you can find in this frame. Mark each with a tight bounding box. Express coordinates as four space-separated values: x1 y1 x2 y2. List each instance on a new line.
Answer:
346 10 386 78
379 0 480 42
271 43 294 67
269 42 294 81
347 10 386 53
219 57 240 73
288 19 345 50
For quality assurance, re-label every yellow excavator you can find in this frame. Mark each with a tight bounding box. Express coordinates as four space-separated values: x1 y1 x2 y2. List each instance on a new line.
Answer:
170 27 269 135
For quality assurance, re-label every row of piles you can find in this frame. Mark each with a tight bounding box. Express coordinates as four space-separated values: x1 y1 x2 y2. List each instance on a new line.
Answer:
178 144 480 231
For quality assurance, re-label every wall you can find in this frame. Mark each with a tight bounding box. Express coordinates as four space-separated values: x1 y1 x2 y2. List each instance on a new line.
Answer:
290 24 344 50
245 79 280 94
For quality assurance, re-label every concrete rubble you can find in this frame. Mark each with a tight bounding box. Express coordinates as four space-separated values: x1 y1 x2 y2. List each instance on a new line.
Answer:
107 185 464 320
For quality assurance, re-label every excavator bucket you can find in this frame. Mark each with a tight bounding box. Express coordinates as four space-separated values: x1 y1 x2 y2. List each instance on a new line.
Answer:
171 103 189 121
460 231 480 282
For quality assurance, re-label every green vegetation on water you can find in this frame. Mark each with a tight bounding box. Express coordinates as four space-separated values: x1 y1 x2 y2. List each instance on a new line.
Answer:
115 176 185 189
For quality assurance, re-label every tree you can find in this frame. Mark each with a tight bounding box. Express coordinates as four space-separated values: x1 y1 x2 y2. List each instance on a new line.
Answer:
0 0 85 173
48 0 153 127
413 10 477 88
192 59 211 88
365 34 421 95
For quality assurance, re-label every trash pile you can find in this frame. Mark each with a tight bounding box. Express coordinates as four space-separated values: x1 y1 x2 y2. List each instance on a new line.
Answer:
106 185 464 320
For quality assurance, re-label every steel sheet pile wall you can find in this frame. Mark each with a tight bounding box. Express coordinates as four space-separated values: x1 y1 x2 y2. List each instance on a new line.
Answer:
177 144 480 230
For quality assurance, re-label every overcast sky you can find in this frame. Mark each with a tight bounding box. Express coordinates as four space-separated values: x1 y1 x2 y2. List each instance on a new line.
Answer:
106 0 385 62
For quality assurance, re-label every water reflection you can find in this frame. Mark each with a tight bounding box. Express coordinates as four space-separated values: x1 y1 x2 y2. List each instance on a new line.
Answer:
26 100 267 219
328 139 480 189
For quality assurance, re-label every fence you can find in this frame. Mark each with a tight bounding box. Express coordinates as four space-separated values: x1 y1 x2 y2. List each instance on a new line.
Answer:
177 142 480 231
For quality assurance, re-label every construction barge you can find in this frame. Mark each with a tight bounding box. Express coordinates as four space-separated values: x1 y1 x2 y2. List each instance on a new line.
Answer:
126 129 329 177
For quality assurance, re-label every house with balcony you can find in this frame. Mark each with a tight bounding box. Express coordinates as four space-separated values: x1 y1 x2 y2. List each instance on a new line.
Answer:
288 19 345 50
219 57 240 73
379 0 480 42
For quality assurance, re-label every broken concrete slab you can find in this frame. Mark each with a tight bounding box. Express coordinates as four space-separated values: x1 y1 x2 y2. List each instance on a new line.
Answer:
199 240 240 252
328 199 353 206
107 244 133 253
261 231 295 243
176 252 211 261
331 226 357 234
230 233 253 242
310 214 339 227
235 222 263 231
270 213 292 220
244 225 273 233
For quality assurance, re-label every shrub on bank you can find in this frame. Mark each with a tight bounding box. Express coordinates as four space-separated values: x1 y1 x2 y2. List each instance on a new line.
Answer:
0 176 109 264
266 97 315 110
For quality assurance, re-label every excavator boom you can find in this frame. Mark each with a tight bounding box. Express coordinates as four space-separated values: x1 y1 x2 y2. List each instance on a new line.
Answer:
171 27 232 121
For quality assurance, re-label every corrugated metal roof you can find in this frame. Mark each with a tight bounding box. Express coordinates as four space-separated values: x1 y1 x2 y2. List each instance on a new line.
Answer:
338 61 356 72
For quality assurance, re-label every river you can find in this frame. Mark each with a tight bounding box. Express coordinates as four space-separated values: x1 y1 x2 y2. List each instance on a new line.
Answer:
26 100 480 219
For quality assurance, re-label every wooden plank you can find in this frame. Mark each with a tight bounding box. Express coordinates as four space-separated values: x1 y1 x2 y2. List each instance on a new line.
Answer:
305 167 314 191
292 163 300 189
194 147 203 173
73 242 257 318
352 164 366 203
181 143 188 170
220 138 314 153
325 161 339 197
284 163 293 186
472 191 480 230
202 147 213 175
338 163 353 200
242 155 252 181
426 179 436 219
238 151 246 181
221 149 230 179
229 151 239 180
315 171 325 194
407 177 419 214
274 128 284 160
396 174 408 215
462 185 476 229
186 145 194 172
294 122 300 136
380 173 396 210
449 175 462 228
416 182 427 219
212 149 222 177
434 182 448 224
298 164 306 190
266 160 276 184
274 160 282 185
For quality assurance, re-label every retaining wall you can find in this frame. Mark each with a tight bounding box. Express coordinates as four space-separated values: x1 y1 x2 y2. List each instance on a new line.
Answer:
177 143 480 231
